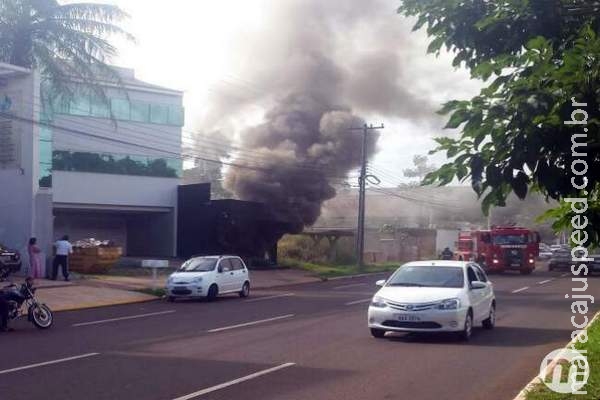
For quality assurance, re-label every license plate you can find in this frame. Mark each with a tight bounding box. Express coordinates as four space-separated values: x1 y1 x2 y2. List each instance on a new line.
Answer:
396 314 420 322
511 263 520 267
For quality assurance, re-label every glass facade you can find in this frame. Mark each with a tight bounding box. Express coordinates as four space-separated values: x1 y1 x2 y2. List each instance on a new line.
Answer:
54 93 184 127
39 83 184 186
39 124 53 187
52 150 182 178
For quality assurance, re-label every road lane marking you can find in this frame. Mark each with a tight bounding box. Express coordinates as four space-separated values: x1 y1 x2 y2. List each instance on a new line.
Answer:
72 310 176 327
333 283 367 290
245 293 295 302
511 286 530 294
0 353 99 375
345 298 372 306
537 279 554 285
561 273 570 277
172 362 296 400
207 314 294 333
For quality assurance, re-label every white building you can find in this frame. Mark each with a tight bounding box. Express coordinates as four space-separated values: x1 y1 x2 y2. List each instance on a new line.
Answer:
0 63 184 263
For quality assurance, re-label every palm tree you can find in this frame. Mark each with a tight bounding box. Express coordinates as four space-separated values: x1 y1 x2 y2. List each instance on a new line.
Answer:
0 0 133 99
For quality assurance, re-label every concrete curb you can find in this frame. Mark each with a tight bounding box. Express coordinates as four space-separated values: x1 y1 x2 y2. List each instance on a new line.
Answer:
52 297 159 312
512 311 600 400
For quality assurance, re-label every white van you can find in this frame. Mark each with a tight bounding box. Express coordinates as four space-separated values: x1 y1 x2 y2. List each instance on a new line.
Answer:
166 255 250 301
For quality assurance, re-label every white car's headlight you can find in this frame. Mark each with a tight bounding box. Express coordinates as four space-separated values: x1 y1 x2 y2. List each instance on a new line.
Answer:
167 276 174 285
436 298 460 310
192 277 203 284
370 296 387 308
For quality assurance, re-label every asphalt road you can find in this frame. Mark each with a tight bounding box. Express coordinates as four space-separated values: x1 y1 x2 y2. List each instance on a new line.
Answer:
1 266 598 400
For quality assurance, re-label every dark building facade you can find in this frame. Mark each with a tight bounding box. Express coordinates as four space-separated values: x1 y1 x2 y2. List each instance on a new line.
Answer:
177 183 294 266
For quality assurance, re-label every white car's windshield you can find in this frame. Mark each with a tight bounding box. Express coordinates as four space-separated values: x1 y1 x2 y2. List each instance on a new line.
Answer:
387 266 464 288
178 257 217 272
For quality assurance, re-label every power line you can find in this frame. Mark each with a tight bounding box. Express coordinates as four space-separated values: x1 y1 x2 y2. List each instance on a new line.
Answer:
29 95 361 178
3 112 358 185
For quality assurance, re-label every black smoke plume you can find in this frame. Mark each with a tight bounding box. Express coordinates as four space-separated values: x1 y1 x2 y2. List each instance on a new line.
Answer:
212 0 474 233
225 89 377 232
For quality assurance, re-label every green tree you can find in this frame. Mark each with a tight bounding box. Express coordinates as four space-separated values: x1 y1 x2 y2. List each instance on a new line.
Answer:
398 0 600 247
0 0 132 100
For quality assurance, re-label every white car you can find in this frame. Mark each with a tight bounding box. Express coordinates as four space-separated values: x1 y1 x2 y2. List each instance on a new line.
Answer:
368 260 495 341
166 255 250 301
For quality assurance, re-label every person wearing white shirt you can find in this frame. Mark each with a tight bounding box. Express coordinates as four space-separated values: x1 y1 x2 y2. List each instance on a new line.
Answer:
53 235 73 281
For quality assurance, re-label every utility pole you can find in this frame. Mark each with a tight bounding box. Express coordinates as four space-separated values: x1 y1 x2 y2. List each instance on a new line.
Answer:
351 123 384 269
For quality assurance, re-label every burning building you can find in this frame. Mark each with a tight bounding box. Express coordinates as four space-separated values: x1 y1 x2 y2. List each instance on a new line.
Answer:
177 183 296 265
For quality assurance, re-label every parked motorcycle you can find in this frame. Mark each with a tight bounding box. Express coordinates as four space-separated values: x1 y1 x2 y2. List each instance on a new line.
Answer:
3 279 53 329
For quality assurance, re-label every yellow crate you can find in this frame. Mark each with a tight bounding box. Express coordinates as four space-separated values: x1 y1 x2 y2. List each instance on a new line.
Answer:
70 247 123 274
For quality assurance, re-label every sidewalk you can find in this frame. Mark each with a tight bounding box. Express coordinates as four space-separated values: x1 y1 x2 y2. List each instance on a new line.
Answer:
7 277 156 312
7 268 321 313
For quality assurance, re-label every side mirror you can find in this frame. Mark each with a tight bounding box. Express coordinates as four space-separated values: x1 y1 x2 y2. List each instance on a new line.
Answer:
471 281 486 290
375 280 386 287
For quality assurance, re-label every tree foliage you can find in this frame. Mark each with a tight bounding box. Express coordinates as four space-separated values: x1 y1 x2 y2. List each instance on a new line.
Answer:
0 0 132 101
403 154 437 181
398 0 600 247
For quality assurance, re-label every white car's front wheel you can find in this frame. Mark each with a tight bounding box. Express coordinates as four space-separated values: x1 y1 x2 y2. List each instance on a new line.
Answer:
370 328 386 338
239 282 250 298
482 302 496 330
459 311 473 341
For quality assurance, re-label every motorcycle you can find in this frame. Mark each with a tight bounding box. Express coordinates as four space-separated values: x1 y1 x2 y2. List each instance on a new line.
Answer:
2 278 53 329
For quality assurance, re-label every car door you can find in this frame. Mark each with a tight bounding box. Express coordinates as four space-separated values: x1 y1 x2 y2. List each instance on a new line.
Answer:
466 265 486 323
474 264 494 315
215 258 235 292
229 257 247 291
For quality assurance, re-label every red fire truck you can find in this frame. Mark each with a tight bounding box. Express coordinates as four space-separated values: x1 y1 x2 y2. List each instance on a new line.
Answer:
455 226 540 274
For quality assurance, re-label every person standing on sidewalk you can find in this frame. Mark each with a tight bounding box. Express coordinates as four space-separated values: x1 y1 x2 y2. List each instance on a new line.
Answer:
53 235 73 281
28 237 43 279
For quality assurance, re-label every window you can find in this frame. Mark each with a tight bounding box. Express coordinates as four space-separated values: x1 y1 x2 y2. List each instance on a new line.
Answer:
168 105 185 126
111 98 130 120
39 162 52 188
39 139 52 163
230 258 244 270
178 257 217 272
219 259 233 272
39 126 53 188
150 103 169 124
467 267 478 283
387 266 464 288
130 101 150 123
492 234 528 245
91 97 110 118
472 265 488 282
51 150 181 178
69 94 91 116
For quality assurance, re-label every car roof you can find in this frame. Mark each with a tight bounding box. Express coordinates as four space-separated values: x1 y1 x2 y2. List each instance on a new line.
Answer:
188 255 240 260
402 260 470 268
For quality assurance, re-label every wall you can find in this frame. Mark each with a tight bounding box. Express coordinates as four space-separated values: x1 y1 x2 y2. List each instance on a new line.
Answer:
436 229 461 253
0 68 40 256
53 171 178 208
363 228 436 263
127 211 176 257
34 190 53 275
